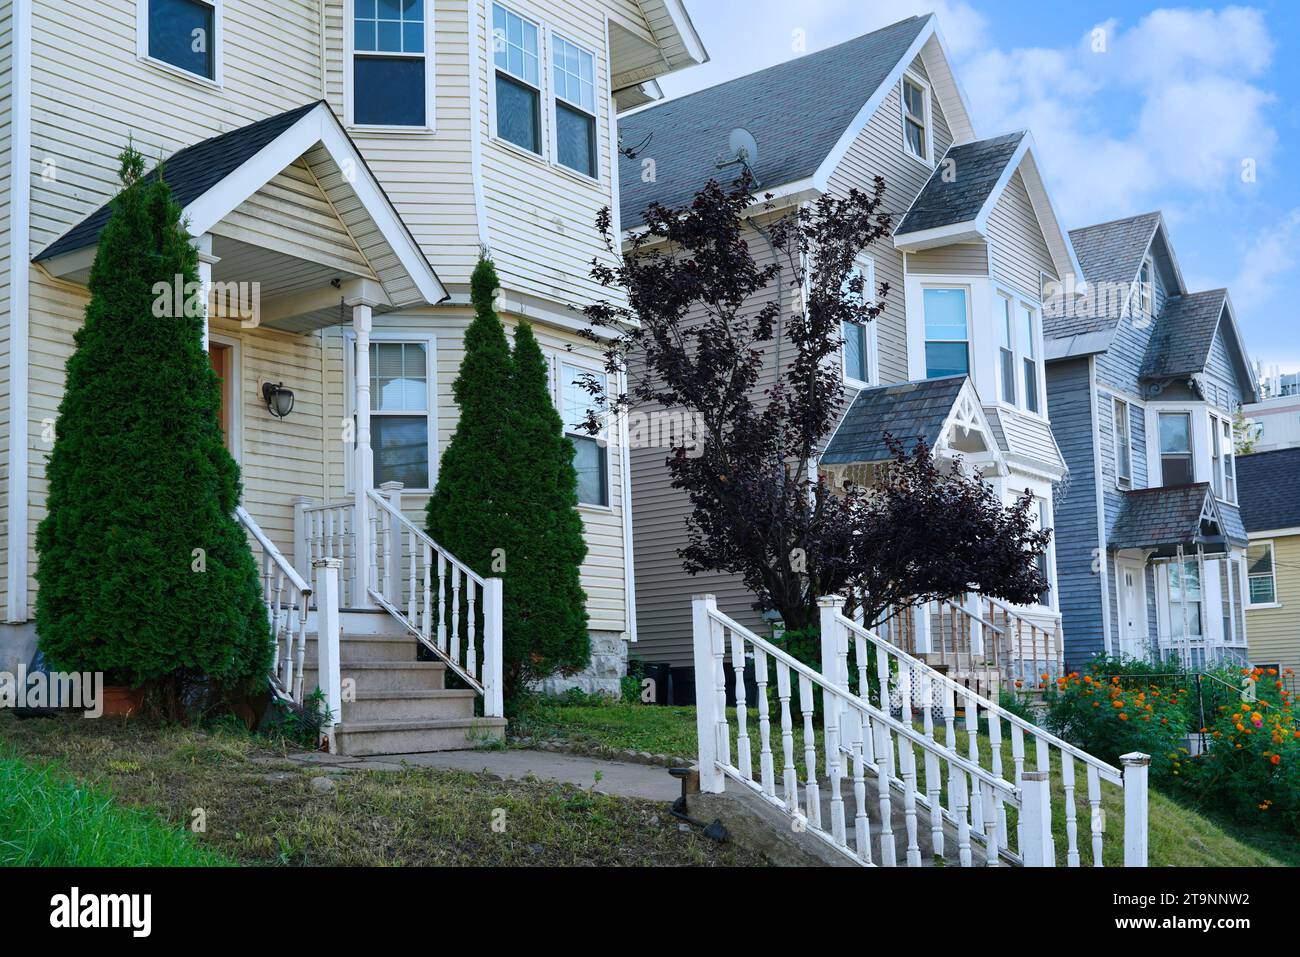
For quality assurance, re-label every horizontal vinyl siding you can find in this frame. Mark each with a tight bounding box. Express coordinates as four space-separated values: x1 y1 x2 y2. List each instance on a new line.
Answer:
1048 356 1105 667
907 244 988 276
1246 534 1300 677
825 57 954 385
987 170 1056 300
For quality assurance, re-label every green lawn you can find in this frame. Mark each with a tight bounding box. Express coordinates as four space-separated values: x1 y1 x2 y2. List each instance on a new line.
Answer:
0 712 763 867
0 752 228 866
520 699 1289 867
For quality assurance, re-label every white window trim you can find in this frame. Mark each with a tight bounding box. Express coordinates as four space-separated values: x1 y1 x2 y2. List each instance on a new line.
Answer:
918 282 972 380
1033 494 1056 612
1146 402 1205 488
1246 539 1279 609
343 0 437 133
1015 297 1045 418
1138 255 1154 318
898 69 933 167
1208 410 1237 504
994 291 1017 408
137 0 224 89
488 1 548 162
555 351 615 512
547 28 603 184
343 331 439 495
842 256 878 389
1113 396 1133 489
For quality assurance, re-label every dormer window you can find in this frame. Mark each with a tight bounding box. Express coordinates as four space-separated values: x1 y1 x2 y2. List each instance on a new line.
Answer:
493 4 542 154
142 0 220 82
901 74 930 163
350 0 432 128
1137 256 1154 316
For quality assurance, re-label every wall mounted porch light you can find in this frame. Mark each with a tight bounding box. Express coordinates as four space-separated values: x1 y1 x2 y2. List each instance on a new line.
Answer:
262 381 295 418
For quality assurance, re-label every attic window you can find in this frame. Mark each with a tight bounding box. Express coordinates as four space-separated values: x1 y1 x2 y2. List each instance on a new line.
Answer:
1137 256 1154 317
901 74 930 162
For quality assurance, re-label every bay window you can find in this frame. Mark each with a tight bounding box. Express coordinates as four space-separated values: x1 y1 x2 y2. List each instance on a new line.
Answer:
1168 561 1203 640
923 287 969 379
562 363 609 507
997 295 1015 404
492 4 542 154
369 341 433 490
552 34 598 178
352 0 430 127
1158 411 1193 486
145 0 219 81
1021 303 1040 413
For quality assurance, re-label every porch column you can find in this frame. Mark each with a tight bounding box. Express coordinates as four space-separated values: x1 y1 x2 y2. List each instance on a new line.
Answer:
193 233 218 350
912 601 932 654
350 298 377 606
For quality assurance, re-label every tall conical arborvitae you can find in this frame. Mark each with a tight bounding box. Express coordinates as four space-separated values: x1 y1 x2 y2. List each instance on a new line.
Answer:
35 146 271 698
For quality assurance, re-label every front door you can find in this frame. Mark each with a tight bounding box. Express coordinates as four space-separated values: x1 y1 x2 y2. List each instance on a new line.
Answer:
1118 559 1148 659
209 342 236 456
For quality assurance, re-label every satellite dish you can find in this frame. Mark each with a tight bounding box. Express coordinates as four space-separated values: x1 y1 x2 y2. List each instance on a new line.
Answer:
715 127 760 184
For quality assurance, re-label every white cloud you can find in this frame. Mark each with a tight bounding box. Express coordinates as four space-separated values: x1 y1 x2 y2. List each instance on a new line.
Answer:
1217 208 1300 314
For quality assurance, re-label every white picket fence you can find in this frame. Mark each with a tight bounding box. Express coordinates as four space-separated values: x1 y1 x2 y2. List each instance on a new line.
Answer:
691 594 1150 867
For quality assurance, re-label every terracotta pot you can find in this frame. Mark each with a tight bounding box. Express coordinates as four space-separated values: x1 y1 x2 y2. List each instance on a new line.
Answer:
101 685 144 717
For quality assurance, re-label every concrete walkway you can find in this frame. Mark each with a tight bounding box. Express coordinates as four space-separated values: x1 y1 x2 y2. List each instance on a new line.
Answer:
285 748 683 802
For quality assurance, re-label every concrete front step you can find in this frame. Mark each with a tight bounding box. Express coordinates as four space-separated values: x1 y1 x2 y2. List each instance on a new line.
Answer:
333 717 508 756
301 659 447 694
342 689 477 722
302 633 421 665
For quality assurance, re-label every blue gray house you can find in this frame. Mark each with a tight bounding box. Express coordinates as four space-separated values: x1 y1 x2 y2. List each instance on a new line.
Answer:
1045 212 1259 670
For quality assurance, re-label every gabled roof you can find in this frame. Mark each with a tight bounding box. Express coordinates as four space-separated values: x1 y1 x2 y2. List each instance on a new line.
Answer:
1109 483 1246 553
983 406 1066 475
892 130 1082 287
1139 289 1228 380
33 101 445 309
618 15 973 228
36 102 322 262
1237 448 1300 533
895 132 1024 235
822 375 967 465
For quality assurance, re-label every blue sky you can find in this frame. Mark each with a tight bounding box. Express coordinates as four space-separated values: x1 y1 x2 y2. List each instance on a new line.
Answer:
656 1 1300 375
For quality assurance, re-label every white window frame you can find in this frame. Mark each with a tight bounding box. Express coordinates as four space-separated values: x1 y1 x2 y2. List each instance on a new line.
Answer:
899 70 933 167
137 0 224 88
1208 411 1237 504
548 29 601 183
1018 299 1044 416
1114 397 1133 489
1137 255 1154 318
1151 406 1197 488
343 0 437 132
995 292 1016 407
1033 495 1056 611
841 256 878 389
343 331 439 495
920 283 972 380
1246 539 1278 608
555 352 614 511
488 2 547 161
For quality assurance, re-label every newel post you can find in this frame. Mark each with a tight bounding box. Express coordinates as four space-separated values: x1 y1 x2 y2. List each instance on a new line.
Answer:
481 577 504 718
965 592 984 656
1019 770 1054 866
313 558 344 751
912 601 932 654
292 496 314 582
818 596 848 688
380 481 404 605
692 594 724 794
1121 752 1150 867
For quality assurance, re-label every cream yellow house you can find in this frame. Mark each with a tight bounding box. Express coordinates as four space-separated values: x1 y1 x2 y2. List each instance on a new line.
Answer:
1238 448 1300 685
0 0 706 749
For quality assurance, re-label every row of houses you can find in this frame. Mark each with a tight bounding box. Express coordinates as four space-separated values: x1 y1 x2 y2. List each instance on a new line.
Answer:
0 3 1290 719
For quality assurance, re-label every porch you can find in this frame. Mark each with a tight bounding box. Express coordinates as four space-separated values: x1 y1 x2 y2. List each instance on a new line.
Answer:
31 101 504 747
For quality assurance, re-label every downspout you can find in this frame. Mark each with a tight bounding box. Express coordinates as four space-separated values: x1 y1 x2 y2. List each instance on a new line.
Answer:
6 0 32 623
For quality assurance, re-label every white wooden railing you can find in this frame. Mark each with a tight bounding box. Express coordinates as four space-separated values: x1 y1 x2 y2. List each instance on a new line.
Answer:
236 506 343 740
366 484 503 718
298 499 359 606
691 593 1150 867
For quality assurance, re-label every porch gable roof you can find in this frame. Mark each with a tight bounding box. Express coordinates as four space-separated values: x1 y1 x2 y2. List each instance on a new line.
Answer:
1110 482 1247 553
33 101 445 310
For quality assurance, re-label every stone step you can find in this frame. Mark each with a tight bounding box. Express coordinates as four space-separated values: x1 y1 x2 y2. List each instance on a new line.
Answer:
300 659 446 694
333 717 508 756
341 689 476 722
300 633 420 665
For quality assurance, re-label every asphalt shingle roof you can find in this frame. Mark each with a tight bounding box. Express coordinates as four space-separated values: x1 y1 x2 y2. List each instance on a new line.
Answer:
1237 449 1300 533
1110 483 1246 551
35 101 324 262
618 17 929 228
1044 212 1161 341
822 375 966 465
1139 289 1226 381
894 132 1024 235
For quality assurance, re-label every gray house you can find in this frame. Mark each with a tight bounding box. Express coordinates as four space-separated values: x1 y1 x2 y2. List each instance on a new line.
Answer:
1045 212 1259 670
620 15 1081 684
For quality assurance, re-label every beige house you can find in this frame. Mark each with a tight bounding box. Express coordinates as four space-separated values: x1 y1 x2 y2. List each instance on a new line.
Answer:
619 15 1080 690
0 0 706 746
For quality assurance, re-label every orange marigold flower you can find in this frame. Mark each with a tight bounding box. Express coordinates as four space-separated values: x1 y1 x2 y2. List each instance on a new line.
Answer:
1112 699 1125 708
1272 754 1282 765
1118 713 1129 721
1041 674 1049 682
